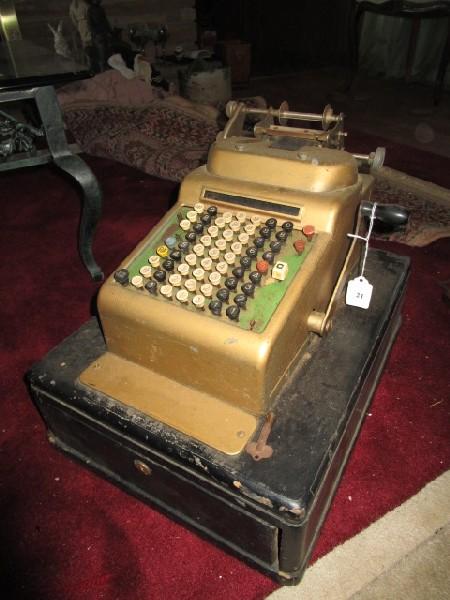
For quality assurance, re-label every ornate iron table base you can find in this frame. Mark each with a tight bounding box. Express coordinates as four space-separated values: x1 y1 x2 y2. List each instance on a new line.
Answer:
0 85 103 280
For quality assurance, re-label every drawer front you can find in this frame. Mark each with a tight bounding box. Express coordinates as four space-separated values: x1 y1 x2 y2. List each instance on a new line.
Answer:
36 392 279 569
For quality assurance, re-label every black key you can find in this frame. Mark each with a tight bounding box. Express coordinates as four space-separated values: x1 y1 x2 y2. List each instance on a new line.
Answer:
216 288 230 303
262 251 275 264
234 293 247 308
241 282 255 297
270 241 282 254
114 268 129 285
170 250 182 262
162 258 175 271
225 277 238 291
276 230 288 242
185 231 197 243
259 226 271 239
249 271 262 285
207 206 218 216
153 269 166 283
282 221 294 233
226 305 240 321
193 222 204 235
246 246 258 259
201 213 212 225
178 241 190 253
254 236 265 248
232 266 245 280
209 299 222 315
145 280 158 295
240 256 252 270
266 217 277 229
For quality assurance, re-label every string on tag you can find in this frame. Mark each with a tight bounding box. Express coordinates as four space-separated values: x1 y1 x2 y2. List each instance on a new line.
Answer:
348 202 377 278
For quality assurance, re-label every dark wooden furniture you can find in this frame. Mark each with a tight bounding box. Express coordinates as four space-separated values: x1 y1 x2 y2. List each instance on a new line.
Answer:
349 1 450 104
27 249 409 584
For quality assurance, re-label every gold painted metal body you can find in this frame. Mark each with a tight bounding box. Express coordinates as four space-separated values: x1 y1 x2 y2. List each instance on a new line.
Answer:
80 101 378 454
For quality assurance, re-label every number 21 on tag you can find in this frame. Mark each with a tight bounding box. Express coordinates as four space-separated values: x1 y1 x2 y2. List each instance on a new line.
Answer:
346 276 373 309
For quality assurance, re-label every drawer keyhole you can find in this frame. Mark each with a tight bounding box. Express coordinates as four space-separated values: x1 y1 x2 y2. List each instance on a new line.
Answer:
134 459 152 476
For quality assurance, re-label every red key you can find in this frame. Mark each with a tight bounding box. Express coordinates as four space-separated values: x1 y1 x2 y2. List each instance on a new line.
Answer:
294 240 305 255
302 225 315 241
256 260 269 275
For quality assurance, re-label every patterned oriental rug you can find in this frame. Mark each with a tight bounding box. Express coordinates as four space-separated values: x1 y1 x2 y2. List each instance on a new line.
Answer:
0 148 449 599
63 100 450 249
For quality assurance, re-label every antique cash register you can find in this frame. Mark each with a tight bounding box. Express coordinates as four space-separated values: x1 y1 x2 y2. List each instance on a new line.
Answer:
28 100 410 585
79 101 400 456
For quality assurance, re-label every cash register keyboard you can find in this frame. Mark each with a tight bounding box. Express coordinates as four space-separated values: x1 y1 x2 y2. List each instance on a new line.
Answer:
114 202 316 333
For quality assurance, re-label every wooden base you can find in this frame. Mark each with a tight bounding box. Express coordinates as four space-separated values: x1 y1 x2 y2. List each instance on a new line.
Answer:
27 249 410 585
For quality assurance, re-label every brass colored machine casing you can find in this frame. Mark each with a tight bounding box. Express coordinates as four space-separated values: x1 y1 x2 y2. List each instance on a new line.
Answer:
80 101 378 454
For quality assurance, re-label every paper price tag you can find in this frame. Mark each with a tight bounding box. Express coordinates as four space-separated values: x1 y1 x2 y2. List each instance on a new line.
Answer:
346 276 373 309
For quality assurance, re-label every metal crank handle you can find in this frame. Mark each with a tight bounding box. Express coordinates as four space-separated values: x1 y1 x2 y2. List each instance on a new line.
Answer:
361 201 410 232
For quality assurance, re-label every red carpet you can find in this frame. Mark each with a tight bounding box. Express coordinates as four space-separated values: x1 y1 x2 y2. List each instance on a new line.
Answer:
0 149 449 600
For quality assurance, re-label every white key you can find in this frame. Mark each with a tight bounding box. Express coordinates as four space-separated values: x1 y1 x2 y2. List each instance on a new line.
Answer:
208 225 219 238
185 253 197 266
209 271 221 286
230 242 242 255
187 210 198 223
193 268 205 281
131 275 144 288
178 263 190 276
160 284 173 298
208 247 220 260
176 289 189 303
230 220 240 232
149 255 160 268
201 257 213 271
180 219 191 231
236 211 246 223
185 278 196 292
169 274 182 287
215 217 226 229
216 261 228 275
193 243 205 257
251 215 261 225
192 294 205 309
200 283 213 297
194 202 205 214
140 265 152 278
238 232 249 245
224 252 236 265
223 211 233 223
222 229 233 242
272 261 288 281
215 238 226 251
244 223 256 235
200 235 212 247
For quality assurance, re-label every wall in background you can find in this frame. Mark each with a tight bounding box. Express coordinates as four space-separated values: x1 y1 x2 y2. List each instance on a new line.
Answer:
14 1 196 53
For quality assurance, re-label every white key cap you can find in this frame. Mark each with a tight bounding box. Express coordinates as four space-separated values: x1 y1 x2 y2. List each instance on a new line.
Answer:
208 225 219 238
200 235 212 247
192 294 205 309
251 215 261 225
169 273 182 287
185 278 196 292
194 202 205 214
201 257 213 271
223 211 233 223
187 210 198 223
131 275 144 288
160 284 173 298
180 219 191 231
215 217 226 229
178 263 190 276
230 220 240 232
272 261 288 281
223 229 233 242
215 238 226 251
149 255 160 268
209 271 221 286
200 283 213 297
224 252 236 265
140 265 152 278
230 242 242 255
236 211 246 223
216 261 228 275
238 232 249 245
176 289 189 303
193 243 205 257
208 247 220 260
193 268 205 281
185 253 197 266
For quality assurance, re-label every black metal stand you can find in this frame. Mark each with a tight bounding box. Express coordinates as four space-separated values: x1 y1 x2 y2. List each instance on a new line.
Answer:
0 85 103 280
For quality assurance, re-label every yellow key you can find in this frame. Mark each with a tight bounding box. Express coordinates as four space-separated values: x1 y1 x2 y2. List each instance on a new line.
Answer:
156 245 169 258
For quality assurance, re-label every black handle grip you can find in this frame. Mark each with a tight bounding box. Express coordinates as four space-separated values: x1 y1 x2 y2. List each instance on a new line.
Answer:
361 201 409 232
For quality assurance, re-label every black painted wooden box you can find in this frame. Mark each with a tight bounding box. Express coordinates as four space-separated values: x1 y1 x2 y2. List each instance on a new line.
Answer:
27 249 409 584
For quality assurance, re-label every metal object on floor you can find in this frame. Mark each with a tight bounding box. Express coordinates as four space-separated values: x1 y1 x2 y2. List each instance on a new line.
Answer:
0 85 103 280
